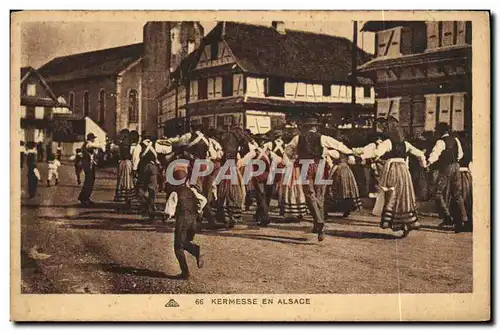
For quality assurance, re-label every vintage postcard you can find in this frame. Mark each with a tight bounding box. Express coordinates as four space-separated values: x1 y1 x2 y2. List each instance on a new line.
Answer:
10 10 490 321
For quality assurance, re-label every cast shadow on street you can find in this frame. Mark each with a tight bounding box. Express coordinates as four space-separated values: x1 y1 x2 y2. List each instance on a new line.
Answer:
80 263 181 279
201 231 316 245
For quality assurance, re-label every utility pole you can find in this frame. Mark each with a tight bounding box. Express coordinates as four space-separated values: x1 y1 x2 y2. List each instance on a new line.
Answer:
351 20 358 125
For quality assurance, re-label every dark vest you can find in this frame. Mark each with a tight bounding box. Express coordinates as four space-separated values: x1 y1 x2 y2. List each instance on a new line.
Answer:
297 131 323 159
459 138 472 167
186 132 209 159
438 135 459 169
175 186 198 218
271 139 284 158
384 140 408 159
119 138 132 160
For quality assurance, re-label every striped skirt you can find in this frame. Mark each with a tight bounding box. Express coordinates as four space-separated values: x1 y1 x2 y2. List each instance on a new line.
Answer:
325 163 362 213
374 159 419 232
280 166 308 218
217 165 245 224
114 159 137 202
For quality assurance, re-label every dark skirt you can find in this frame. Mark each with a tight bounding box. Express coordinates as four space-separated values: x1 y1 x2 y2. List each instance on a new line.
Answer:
325 163 362 213
374 159 419 232
444 168 473 224
114 159 137 202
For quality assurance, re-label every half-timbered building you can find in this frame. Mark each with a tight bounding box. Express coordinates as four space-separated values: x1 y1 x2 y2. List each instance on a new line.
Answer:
357 21 472 138
158 21 375 136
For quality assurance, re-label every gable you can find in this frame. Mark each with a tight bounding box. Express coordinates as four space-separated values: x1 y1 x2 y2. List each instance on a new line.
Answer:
196 40 236 69
20 70 56 100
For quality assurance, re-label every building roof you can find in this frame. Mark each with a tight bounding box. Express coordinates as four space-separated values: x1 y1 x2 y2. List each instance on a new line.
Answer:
20 67 70 108
204 22 373 83
38 43 144 83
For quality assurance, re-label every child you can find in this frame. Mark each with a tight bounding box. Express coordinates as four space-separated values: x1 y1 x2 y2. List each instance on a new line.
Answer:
25 142 41 198
70 148 83 185
47 154 62 186
164 168 207 279
56 142 63 160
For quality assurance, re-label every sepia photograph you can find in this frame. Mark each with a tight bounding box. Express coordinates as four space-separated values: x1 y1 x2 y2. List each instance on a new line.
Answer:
10 10 490 321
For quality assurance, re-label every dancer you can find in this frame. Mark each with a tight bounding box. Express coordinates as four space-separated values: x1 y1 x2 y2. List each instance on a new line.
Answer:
25 142 40 199
361 116 426 237
164 168 206 279
46 154 62 187
78 133 98 206
114 129 137 209
285 118 353 241
69 148 84 185
137 135 159 220
427 122 468 233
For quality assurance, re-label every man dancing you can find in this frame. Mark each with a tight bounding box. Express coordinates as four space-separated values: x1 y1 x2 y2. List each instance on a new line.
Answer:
285 118 353 241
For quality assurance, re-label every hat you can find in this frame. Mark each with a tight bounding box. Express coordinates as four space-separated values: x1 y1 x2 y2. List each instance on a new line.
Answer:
142 134 153 141
302 118 319 126
86 133 96 141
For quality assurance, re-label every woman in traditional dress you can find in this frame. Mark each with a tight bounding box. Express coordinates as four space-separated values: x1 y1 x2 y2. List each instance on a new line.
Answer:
361 116 427 237
114 129 136 209
324 147 362 218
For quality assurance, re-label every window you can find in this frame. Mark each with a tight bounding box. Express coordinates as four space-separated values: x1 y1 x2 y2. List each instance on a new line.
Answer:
198 78 208 100
211 43 219 61
68 92 75 109
128 89 139 123
222 75 233 97
266 77 285 97
98 89 105 124
27 84 36 96
363 87 371 98
322 84 331 97
83 91 89 117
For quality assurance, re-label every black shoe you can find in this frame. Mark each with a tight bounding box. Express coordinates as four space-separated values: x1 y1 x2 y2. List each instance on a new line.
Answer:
342 211 351 218
87 200 96 206
196 249 204 269
318 232 325 242
178 272 190 280
55 179 59 185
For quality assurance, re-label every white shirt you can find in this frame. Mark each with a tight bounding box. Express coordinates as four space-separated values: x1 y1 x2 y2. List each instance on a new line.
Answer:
164 187 208 217
208 137 223 160
48 159 61 171
131 143 142 171
362 139 427 167
427 134 464 167
285 132 353 158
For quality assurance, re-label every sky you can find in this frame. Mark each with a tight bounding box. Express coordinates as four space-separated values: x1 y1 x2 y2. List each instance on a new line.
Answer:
21 21 374 69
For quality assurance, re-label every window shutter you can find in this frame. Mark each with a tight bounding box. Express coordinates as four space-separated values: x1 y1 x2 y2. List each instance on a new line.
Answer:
306 84 315 100
387 28 401 57
246 77 258 96
207 78 215 99
451 93 465 131
377 30 390 57
215 77 222 98
376 99 390 118
389 98 400 120
425 94 437 131
441 21 454 47
456 21 467 45
331 85 340 100
285 82 296 98
313 84 323 101
439 94 452 124
427 21 439 49
256 78 266 97
233 74 243 95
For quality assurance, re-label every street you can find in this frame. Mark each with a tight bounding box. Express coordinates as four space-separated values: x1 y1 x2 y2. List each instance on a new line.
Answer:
20 162 473 294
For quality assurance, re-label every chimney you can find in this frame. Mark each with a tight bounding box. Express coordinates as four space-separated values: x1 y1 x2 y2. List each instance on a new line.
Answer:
272 21 286 34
